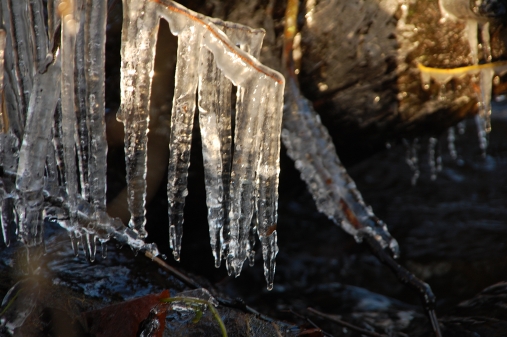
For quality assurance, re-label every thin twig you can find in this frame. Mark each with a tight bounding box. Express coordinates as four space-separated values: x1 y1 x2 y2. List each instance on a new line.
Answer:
151 0 284 84
288 309 334 337
144 251 301 331
307 307 388 337
363 236 442 337
145 251 202 289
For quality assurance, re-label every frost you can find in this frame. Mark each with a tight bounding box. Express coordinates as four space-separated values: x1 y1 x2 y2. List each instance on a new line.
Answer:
0 0 284 288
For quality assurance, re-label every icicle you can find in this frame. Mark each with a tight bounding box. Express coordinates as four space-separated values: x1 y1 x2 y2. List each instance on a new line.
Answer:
479 67 494 133
447 127 457 160
52 101 67 187
100 239 107 259
0 0 164 259
1 1 26 138
457 120 466 135
44 191 161 257
197 47 228 267
196 22 265 269
84 232 96 262
227 78 267 276
475 114 487 157
0 29 10 246
167 27 202 262
0 134 18 246
481 22 491 62
158 0 284 284
428 137 437 180
2 0 36 128
256 79 283 289
85 0 108 211
47 0 62 49
28 0 50 70
404 138 420 185
74 2 90 201
248 208 257 267
70 230 80 256
118 0 160 238
59 0 80 233
15 53 61 246
437 1 499 154
44 129 60 196
233 28 266 271
283 78 399 262
465 19 478 64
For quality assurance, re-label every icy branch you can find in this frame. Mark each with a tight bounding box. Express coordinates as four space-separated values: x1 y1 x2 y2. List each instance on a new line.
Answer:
282 78 399 257
0 0 285 288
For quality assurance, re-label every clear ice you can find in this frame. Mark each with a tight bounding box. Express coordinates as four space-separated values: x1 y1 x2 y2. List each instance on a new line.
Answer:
156 0 284 287
434 1 507 154
0 0 285 288
283 78 399 258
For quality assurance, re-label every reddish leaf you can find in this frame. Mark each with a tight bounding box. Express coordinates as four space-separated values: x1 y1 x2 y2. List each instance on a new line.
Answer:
83 290 169 337
298 328 325 337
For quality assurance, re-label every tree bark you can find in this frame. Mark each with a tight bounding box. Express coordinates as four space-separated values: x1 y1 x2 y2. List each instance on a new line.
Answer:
183 0 507 163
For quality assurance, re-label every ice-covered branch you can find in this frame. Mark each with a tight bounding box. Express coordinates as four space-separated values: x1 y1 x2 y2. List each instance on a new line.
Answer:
0 0 160 260
282 78 399 256
116 0 285 286
1 0 285 288
281 0 398 256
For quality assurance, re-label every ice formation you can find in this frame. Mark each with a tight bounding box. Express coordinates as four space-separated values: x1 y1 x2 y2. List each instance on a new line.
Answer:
432 1 507 154
0 0 284 287
0 0 163 261
283 78 399 257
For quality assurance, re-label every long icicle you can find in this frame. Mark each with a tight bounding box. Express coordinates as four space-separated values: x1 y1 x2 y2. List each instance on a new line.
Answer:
196 22 265 268
59 0 80 237
28 0 50 70
232 27 265 269
1 0 30 139
119 0 160 238
74 0 90 201
3 0 35 128
0 29 17 247
157 0 284 283
167 27 202 261
256 78 283 289
197 47 227 267
15 54 61 247
85 0 108 211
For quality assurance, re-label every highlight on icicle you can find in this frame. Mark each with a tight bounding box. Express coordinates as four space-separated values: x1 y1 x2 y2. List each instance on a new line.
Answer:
0 0 284 289
0 0 160 262
149 0 285 289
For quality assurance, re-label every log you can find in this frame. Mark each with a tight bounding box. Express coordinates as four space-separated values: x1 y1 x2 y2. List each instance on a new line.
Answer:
183 0 507 163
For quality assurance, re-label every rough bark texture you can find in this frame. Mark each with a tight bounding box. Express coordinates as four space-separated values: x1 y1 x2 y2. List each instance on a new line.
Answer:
180 0 507 163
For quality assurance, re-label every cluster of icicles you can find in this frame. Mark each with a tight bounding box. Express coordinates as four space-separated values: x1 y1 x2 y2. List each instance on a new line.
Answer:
0 0 284 288
401 0 507 185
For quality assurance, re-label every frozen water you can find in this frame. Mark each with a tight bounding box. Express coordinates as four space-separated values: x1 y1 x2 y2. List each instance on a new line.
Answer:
0 0 161 259
447 127 457 160
283 78 399 258
157 0 284 285
0 0 284 288
428 137 438 181
435 1 507 152
403 138 420 186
